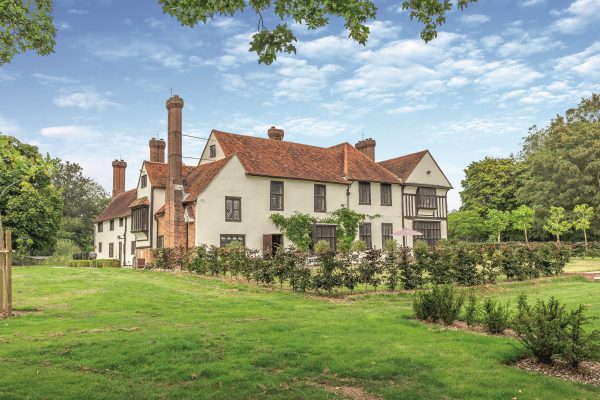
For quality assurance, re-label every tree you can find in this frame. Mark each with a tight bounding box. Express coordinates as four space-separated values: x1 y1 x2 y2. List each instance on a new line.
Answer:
460 157 524 215
0 0 56 65
543 206 571 243
511 205 535 243
573 204 594 250
518 94 600 239
1 0 476 65
0 134 62 254
51 161 110 251
485 209 510 243
447 210 487 242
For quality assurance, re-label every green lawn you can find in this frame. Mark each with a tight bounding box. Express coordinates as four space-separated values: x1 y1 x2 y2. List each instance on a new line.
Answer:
1 267 599 400
565 257 600 273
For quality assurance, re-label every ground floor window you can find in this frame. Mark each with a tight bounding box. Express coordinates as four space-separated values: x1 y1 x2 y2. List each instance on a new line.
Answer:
414 221 441 246
381 223 394 247
359 223 372 248
220 234 246 247
131 241 136 255
312 224 337 251
109 243 114 258
98 242 102 253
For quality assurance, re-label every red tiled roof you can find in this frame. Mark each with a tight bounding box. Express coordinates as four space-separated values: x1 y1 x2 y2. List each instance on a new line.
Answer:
95 189 137 222
144 161 195 188
212 130 400 184
155 204 165 215
129 196 149 208
378 150 428 182
183 156 231 203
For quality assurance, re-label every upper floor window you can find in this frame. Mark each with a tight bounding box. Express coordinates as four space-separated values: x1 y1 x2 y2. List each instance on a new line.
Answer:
131 207 149 232
119 217 124 227
109 219 115 231
270 181 284 211
314 184 327 213
381 183 392 206
417 187 437 209
359 223 372 248
141 174 147 188
97 222 103 233
209 145 216 158
359 182 371 205
225 197 241 222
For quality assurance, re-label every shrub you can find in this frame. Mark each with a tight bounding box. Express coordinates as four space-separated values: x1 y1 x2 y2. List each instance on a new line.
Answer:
413 285 464 325
452 242 481 286
185 245 210 274
482 298 511 334
464 291 479 327
94 259 120 268
314 240 331 254
562 305 600 368
424 244 453 285
358 248 383 291
312 250 342 294
398 246 424 290
383 243 400 291
350 240 367 253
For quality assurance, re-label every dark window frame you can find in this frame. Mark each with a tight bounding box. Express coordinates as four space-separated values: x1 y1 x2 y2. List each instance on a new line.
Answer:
380 183 392 206
225 196 242 222
109 242 114 258
140 174 147 188
417 187 437 209
209 144 216 158
414 221 442 246
131 206 149 233
157 235 164 249
312 224 337 251
119 217 124 227
359 181 371 205
131 240 136 255
382 223 394 248
269 181 284 211
314 184 327 213
359 223 372 249
220 234 246 247
109 219 115 231
98 242 102 253
97 222 103 233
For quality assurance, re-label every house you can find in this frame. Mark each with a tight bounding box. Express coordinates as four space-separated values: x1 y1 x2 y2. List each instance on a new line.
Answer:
94 95 452 266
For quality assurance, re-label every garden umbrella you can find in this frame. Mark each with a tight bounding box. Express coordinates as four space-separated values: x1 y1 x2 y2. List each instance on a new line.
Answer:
392 228 423 236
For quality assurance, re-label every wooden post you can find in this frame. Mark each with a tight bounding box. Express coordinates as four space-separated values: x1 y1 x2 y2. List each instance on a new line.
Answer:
6 231 11 318
0 227 4 317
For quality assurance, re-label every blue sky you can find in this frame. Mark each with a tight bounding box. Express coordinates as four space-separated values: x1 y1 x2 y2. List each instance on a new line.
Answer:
1 0 599 210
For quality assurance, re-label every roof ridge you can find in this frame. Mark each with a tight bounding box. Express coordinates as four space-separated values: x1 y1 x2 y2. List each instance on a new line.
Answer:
213 129 342 152
379 150 429 164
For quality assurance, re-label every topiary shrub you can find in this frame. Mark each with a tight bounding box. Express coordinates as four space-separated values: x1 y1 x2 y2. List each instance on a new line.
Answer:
93 259 120 268
413 285 464 325
464 290 479 327
452 242 481 286
482 298 511 334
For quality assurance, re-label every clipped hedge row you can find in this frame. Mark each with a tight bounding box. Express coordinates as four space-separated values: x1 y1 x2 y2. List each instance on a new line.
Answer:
67 259 121 268
147 241 571 293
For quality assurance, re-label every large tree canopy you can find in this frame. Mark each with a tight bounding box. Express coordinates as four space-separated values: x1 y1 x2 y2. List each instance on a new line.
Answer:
1 0 476 65
51 161 110 252
0 134 62 254
460 157 524 215
517 94 600 238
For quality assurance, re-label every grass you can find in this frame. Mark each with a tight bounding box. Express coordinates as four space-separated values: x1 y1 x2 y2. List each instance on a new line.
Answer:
1 267 599 399
565 257 600 273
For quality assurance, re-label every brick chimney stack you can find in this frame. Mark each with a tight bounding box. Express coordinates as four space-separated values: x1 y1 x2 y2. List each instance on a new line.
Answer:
111 160 127 198
268 126 284 141
164 95 185 249
355 138 376 161
149 138 166 163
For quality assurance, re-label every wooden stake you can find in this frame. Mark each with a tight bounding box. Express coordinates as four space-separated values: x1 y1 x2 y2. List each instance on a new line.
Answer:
6 231 11 318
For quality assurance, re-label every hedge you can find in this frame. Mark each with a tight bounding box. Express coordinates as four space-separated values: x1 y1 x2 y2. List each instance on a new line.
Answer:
68 259 120 268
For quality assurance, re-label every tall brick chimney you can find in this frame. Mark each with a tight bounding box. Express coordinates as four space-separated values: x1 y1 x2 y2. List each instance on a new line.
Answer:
268 126 284 141
355 138 376 161
149 138 166 163
112 159 126 198
164 95 185 249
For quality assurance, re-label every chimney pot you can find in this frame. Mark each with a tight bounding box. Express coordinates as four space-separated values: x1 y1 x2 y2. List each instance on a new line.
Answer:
149 138 166 163
268 126 284 141
355 138 376 161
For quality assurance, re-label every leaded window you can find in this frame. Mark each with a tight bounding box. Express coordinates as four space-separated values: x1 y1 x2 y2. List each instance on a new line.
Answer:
359 182 371 205
131 240 136 255
382 223 394 248
314 184 326 212
97 222 103 232
141 175 147 188
225 197 241 222
132 207 149 232
109 243 114 258
359 223 372 248
210 145 216 158
270 181 284 211
109 219 114 231
414 221 441 246
381 183 392 206
220 234 246 247
417 187 437 209
313 224 336 251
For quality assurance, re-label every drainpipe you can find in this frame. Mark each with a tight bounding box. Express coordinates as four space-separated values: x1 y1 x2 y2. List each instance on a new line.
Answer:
346 182 353 208
400 184 406 247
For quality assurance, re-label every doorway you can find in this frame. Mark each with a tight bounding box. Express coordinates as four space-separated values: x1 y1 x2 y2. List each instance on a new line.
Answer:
263 234 283 256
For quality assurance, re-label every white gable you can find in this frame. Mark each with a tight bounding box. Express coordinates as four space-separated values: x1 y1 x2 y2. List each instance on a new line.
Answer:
405 152 452 188
199 131 225 165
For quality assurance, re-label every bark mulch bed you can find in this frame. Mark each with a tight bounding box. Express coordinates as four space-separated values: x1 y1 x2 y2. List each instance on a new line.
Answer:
515 358 600 387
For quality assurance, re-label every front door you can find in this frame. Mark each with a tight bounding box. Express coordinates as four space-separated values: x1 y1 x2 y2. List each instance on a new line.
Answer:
263 234 283 256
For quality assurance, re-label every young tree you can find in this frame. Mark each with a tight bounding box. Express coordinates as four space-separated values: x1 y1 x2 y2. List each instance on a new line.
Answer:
573 204 594 250
448 210 487 242
543 206 571 243
485 209 511 243
511 205 535 243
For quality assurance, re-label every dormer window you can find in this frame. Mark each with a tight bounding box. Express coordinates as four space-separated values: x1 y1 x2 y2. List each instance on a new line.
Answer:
417 187 437 209
141 174 147 188
209 145 216 158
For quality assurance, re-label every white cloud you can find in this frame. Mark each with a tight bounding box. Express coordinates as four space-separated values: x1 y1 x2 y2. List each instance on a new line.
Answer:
481 35 502 49
40 125 100 140
388 104 435 114
211 18 246 31
272 57 340 101
57 22 71 30
447 76 469 88
555 41 600 79
281 117 359 137
0 69 18 82
552 0 600 34
33 73 79 85
220 74 248 93
0 114 20 134
521 0 546 6
460 14 490 24
497 34 562 57
475 61 543 88
429 115 531 142
54 88 121 110
68 9 88 15
145 17 166 29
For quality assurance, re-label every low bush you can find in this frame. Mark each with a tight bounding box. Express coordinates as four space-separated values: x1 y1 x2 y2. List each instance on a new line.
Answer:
482 298 511 334
93 259 120 268
563 305 600 368
413 285 464 325
68 260 91 268
464 291 479 327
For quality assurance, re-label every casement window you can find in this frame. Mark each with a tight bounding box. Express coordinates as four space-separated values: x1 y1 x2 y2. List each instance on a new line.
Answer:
417 187 437 209
157 236 164 248
132 207 149 232
97 222 103 233
220 234 246 247
359 182 371 205
98 242 102 253
382 223 394 248
119 217 124 227
414 221 442 246
109 219 115 231
141 175 147 188
359 223 372 249
118 242 123 261
380 183 392 206
225 197 241 222
109 243 114 258
209 145 216 158
131 241 136 255
270 181 284 211
314 184 326 213
312 224 337 251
